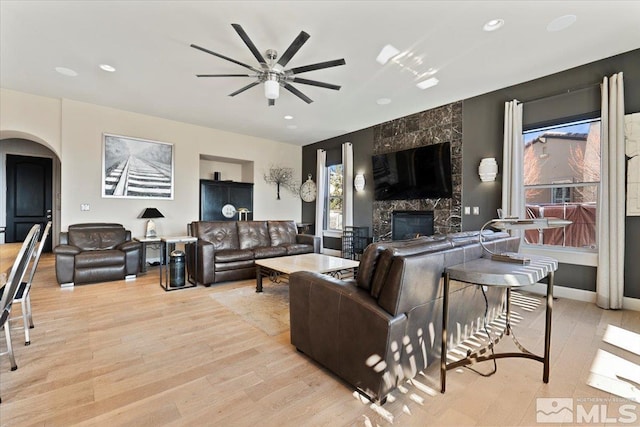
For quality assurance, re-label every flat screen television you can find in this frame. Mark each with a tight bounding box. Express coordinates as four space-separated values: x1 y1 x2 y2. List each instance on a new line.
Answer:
372 141 452 200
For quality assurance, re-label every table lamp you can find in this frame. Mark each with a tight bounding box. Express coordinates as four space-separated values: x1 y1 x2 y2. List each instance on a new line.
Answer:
140 208 164 238
480 217 572 264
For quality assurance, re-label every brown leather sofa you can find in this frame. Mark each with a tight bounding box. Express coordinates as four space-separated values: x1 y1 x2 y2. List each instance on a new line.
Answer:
188 220 321 285
53 223 141 287
289 230 520 403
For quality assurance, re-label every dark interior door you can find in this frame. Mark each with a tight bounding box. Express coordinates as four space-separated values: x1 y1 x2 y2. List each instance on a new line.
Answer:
6 154 53 251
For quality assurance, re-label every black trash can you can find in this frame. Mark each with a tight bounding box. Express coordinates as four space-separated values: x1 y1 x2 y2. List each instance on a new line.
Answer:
169 250 186 287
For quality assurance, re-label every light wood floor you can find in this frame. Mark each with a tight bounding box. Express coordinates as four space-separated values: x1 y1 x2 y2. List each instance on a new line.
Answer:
1 253 638 426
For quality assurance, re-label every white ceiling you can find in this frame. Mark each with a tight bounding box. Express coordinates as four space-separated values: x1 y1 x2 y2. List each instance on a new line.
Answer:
2 1 639 146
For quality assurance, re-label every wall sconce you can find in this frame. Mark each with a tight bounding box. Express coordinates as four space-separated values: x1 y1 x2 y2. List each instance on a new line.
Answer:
478 158 498 182
354 173 366 192
139 207 164 238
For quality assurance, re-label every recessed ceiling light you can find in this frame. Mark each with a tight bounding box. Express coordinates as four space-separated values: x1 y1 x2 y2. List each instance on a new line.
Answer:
483 19 505 32
376 98 391 105
99 64 116 72
547 14 577 32
284 115 293 120
416 77 439 90
55 66 78 77
376 44 400 65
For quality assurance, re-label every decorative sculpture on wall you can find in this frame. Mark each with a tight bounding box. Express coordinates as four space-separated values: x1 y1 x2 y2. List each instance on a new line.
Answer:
264 166 300 199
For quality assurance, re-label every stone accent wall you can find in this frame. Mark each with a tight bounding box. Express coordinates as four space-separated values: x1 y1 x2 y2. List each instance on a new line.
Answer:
372 101 462 240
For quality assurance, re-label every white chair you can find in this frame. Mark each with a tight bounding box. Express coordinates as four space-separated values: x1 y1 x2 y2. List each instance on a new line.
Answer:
1 224 40 372
12 221 51 345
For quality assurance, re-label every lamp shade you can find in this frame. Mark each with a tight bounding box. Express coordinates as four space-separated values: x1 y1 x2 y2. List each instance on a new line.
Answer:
140 208 164 219
264 79 280 100
478 158 498 182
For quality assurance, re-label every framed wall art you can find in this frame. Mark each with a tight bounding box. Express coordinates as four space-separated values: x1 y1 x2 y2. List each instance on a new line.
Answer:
102 133 174 199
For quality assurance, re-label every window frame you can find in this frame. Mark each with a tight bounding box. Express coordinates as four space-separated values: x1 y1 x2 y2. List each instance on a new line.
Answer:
520 117 601 266
324 163 344 232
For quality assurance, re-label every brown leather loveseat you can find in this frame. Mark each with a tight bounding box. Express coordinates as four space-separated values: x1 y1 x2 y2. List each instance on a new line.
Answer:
189 220 321 285
289 230 520 403
53 223 141 287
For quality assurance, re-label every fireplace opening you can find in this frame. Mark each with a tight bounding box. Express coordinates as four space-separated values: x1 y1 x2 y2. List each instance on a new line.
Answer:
392 210 434 240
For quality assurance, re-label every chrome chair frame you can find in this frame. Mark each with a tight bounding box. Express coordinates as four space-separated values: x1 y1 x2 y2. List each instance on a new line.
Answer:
0 224 40 404
1 225 40 369
12 221 51 345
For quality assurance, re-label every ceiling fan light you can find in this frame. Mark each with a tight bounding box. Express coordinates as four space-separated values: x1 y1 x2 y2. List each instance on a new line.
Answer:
265 79 280 99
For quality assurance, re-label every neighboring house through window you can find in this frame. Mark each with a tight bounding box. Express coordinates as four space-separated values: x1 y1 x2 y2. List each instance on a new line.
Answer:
522 118 601 250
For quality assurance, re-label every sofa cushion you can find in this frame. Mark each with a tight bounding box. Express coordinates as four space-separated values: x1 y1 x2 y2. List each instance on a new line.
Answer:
214 259 255 272
268 221 297 246
213 249 254 263
69 224 126 250
75 250 125 268
253 246 287 259
281 243 314 255
238 221 271 249
194 221 240 250
355 242 392 292
371 239 453 298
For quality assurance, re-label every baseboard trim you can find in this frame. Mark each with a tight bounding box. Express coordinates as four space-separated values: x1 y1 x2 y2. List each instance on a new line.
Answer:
524 283 640 311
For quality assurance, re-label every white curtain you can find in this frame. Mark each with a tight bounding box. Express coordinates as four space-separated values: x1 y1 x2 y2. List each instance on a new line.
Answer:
597 72 625 309
315 149 326 253
342 142 354 228
501 100 524 219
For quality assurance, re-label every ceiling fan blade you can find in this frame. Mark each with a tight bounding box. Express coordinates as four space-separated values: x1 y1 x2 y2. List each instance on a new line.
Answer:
268 99 275 107
196 74 253 77
284 83 313 104
277 31 310 68
229 81 261 97
191 44 261 73
289 59 346 75
292 77 341 90
231 23 267 66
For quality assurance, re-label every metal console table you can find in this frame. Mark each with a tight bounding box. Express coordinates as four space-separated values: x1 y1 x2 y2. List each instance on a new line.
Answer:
159 235 198 291
441 254 558 393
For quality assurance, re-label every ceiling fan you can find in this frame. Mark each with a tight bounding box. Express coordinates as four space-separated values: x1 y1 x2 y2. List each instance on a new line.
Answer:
191 24 346 106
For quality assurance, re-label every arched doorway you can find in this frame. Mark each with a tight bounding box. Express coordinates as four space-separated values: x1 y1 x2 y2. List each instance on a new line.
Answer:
1 137 61 250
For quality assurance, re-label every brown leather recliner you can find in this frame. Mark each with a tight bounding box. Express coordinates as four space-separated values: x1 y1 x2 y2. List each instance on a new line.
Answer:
53 223 141 287
289 231 520 403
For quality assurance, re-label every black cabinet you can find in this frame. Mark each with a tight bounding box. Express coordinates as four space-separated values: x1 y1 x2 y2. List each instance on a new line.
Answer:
199 180 253 221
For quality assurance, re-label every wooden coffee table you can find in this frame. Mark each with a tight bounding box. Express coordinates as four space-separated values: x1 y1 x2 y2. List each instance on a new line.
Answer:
255 253 359 292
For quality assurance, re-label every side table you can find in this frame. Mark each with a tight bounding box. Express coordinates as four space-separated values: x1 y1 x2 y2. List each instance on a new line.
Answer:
159 235 198 291
441 254 558 393
134 236 162 273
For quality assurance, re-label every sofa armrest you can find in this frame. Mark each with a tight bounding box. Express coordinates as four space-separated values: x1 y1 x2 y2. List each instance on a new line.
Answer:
117 240 141 275
295 233 321 253
53 244 80 284
53 244 81 256
190 240 216 285
289 271 406 401
117 240 140 253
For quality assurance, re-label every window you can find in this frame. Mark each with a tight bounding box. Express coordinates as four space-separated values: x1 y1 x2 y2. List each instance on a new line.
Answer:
325 164 343 230
522 118 600 250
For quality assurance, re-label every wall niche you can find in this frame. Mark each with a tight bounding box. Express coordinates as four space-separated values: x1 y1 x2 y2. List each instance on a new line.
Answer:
372 101 462 240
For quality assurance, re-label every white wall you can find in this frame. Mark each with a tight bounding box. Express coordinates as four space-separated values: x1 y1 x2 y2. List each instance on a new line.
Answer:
1 88 302 238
